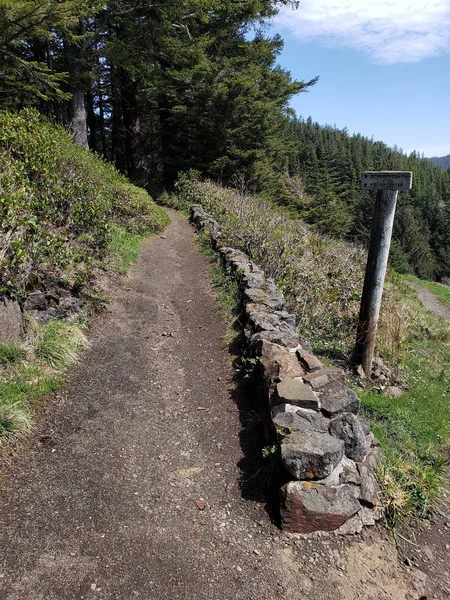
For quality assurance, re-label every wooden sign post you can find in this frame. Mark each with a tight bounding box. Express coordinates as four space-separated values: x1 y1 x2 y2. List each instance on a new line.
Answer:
354 171 413 376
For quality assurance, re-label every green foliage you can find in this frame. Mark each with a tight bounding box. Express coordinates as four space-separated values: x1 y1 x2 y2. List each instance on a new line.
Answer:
0 109 169 297
360 282 450 524
0 341 26 366
0 315 89 443
175 176 365 343
0 0 95 108
29 317 88 370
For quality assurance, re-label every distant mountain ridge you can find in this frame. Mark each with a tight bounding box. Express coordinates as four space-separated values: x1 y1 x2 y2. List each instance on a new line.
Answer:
429 154 450 169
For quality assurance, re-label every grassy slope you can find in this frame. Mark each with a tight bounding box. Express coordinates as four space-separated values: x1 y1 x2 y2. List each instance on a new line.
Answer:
0 110 169 446
173 177 450 524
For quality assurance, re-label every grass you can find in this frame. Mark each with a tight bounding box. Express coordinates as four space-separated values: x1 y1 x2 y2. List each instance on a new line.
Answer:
106 224 147 275
0 318 87 445
403 274 450 310
359 278 450 526
195 229 241 344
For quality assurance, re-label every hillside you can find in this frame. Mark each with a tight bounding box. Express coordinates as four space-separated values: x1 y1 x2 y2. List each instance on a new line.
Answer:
285 118 450 282
429 154 450 169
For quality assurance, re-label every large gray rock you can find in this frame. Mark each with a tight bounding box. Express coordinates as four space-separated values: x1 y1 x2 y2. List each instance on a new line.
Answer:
329 412 368 462
273 377 320 410
339 457 362 485
280 430 344 480
0 297 23 342
257 341 305 383
319 386 360 417
358 463 381 507
303 368 345 391
272 407 329 435
250 331 300 350
244 287 285 311
280 481 361 533
317 456 359 486
246 305 294 335
296 348 323 372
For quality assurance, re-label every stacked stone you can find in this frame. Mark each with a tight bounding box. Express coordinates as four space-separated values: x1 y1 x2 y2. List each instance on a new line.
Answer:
190 205 382 534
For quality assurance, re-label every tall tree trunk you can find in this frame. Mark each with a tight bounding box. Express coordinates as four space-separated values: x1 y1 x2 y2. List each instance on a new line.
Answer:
86 89 97 152
121 73 150 184
70 19 89 149
98 88 107 157
158 94 177 188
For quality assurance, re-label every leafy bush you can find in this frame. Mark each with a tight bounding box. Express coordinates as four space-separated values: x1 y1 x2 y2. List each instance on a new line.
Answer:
0 109 169 297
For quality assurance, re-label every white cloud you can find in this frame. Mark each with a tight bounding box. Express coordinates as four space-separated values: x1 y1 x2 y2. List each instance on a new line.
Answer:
275 1 450 63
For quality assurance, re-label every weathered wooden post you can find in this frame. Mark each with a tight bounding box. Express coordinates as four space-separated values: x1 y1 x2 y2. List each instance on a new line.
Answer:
354 171 413 376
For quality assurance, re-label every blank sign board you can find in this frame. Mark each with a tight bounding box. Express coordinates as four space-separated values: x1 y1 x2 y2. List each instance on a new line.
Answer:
361 171 413 191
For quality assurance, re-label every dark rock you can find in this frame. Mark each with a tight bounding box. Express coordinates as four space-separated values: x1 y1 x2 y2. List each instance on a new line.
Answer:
257 341 305 382
329 412 368 462
242 272 267 289
273 377 320 410
280 430 344 480
280 481 361 534
23 291 48 311
357 416 371 435
358 463 381 507
319 386 360 418
0 297 23 342
303 368 345 391
244 287 285 311
298 336 313 353
272 407 329 435
339 457 362 485
246 305 294 335
296 348 323 372
363 447 382 470
250 331 300 350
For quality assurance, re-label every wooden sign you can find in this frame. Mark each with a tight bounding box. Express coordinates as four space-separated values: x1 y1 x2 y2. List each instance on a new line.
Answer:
361 171 412 191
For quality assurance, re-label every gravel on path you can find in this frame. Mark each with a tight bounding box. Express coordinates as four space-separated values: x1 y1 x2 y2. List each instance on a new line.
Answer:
1 210 446 600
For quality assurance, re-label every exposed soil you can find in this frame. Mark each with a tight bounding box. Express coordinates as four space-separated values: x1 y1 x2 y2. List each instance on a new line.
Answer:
408 281 450 322
0 210 448 599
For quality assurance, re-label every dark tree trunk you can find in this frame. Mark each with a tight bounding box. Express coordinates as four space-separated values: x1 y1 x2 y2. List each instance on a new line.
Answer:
98 88 107 157
158 94 177 188
86 89 97 152
121 72 150 184
69 19 89 149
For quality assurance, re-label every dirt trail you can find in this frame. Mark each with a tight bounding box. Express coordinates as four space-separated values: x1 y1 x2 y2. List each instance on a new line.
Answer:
408 281 450 321
1 210 447 600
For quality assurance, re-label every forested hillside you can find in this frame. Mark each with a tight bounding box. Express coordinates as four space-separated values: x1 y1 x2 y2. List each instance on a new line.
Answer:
286 118 450 281
0 0 313 193
429 154 450 169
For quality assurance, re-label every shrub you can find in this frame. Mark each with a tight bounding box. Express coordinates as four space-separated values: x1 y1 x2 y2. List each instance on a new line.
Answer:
0 109 169 297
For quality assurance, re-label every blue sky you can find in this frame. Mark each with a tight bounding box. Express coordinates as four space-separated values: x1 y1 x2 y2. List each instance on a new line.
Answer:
270 1 450 157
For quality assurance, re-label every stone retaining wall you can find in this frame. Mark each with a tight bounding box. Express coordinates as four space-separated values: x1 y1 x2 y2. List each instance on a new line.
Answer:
190 204 382 535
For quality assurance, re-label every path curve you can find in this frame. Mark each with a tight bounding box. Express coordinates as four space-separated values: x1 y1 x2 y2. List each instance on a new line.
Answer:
0 211 446 600
408 281 450 321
